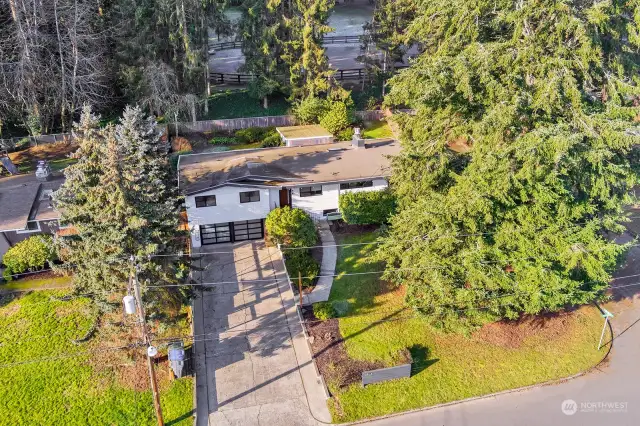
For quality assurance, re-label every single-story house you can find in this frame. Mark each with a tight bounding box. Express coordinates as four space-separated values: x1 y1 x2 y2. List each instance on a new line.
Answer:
0 174 65 259
178 138 400 247
276 124 334 147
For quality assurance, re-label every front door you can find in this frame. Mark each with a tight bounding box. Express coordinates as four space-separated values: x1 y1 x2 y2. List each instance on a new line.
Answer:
279 189 290 207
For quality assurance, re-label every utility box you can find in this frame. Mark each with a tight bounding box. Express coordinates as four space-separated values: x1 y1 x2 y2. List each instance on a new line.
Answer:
168 341 187 378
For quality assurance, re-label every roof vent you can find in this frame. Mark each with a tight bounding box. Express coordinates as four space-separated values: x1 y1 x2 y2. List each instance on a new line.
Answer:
40 189 53 201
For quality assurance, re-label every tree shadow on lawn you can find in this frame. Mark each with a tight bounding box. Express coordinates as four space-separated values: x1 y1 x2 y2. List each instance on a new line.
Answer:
166 409 195 426
333 236 400 314
409 344 439 376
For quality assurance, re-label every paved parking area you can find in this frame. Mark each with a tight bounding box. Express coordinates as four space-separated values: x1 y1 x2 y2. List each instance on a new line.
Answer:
192 241 327 426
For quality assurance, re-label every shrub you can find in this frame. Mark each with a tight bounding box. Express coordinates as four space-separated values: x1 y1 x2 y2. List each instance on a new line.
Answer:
171 137 192 153
265 207 317 247
320 101 355 134
209 136 238 145
261 132 283 148
332 300 351 317
2 235 57 277
337 128 355 141
293 96 329 124
286 250 320 287
235 127 275 144
339 189 397 225
313 301 336 320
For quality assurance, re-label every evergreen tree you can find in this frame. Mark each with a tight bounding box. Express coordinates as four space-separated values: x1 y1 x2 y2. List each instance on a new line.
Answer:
284 0 335 100
378 0 640 332
359 0 416 96
53 106 187 312
113 0 225 120
239 0 291 108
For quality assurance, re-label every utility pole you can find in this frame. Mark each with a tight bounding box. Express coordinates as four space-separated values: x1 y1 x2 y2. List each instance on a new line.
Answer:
131 257 165 426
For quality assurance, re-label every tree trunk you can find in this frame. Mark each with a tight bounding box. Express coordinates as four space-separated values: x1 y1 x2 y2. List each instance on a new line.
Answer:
263 96 269 109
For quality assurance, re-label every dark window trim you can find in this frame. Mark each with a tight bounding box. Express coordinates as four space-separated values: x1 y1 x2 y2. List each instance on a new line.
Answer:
339 180 374 190
239 190 261 203
195 195 217 208
299 185 323 197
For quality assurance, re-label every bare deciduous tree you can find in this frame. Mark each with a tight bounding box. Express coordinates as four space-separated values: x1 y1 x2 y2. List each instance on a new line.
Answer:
0 0 110 133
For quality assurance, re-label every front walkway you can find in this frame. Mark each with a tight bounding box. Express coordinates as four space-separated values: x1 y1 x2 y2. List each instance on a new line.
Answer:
303 220 337 305
192 241 331 426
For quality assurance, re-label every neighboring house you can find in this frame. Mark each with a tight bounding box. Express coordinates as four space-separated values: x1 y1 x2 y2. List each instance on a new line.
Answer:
178 139 400 247
0 174 65 259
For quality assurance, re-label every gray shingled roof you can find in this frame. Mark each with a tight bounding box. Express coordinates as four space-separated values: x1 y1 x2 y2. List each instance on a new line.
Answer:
178 139 400 195
0 174 63 231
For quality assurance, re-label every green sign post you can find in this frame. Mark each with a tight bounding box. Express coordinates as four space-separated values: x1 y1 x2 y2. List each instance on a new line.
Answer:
598 308 614 350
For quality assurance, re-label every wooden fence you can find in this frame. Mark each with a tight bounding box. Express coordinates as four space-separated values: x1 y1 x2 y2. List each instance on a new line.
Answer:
170 115 298 135
2 112 414 149
210 66 409 86
169 110 414 135
209 35 362 52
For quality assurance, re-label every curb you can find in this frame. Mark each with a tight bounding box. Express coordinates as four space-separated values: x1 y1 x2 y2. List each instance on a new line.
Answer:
341 304 614 426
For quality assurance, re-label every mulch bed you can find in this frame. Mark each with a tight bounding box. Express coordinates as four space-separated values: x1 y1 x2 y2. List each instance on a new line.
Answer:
8 141 77 169
302 307 383 392
472 310 576 349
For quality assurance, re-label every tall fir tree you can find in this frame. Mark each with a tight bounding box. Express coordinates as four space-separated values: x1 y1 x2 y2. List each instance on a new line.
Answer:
359 0 416 96
377 0 640 332
284 0 335 100
239 0 291 108
54 106 187 312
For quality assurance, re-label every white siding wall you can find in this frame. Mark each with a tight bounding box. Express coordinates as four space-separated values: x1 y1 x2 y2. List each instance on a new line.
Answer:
186 185 276 247
291 183 340 215
291 178 388 216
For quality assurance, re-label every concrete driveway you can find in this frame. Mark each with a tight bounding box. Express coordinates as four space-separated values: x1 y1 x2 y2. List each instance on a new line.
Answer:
192 241 328 426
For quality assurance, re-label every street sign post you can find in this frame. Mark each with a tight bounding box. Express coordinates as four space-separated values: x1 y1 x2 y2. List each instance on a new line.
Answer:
597 309 614 350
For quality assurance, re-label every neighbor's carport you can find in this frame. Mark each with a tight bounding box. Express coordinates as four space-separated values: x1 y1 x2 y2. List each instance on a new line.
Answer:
276 125 334 147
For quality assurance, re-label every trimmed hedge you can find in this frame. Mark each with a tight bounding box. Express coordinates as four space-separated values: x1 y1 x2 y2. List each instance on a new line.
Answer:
2 235 57 280
285 250 320 288
265 207 317 248
339 189 397 225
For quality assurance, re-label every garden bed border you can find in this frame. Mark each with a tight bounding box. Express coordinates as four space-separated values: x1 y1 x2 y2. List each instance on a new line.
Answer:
278 243 331 400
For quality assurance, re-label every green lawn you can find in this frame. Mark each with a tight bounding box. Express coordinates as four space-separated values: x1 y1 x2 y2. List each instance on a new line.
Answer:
1 275 73 291
0 290 193 425
362 120 394 139
326 232 610 422
203 90 291 120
